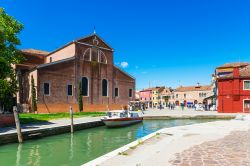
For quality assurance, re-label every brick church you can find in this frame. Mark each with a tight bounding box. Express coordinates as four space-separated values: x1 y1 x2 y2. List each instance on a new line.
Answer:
15 33 136 113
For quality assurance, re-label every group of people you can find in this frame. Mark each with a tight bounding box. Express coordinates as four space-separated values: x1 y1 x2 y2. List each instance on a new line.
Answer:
128 102 146 114
167 103 176 110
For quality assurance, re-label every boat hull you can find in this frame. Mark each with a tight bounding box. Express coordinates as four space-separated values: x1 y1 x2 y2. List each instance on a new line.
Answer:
102 117 143 127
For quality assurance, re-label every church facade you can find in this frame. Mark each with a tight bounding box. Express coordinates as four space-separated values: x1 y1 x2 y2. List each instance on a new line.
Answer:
16 33 135 113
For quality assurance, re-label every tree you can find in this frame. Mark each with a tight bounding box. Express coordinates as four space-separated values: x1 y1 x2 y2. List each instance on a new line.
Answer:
0 8 23 112
78 81 83 112
31 75 37 113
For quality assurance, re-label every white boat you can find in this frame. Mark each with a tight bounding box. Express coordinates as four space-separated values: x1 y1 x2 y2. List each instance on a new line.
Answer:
101 110 143 127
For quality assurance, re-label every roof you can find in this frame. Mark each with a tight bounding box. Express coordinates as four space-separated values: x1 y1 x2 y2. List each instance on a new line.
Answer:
218 64 250 79
37 57 75 69
160 87 172 95
45 33 114 57
216 62 250 69
75 33 114 50
21 49 49 56
175 85 212 92
114 65 135 80
140 86 165 92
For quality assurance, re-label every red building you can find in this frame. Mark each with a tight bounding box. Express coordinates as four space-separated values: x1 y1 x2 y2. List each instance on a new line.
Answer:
217 63 250 113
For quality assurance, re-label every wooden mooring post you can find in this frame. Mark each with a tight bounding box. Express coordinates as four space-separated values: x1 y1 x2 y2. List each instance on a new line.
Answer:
70 106 74 133
13 106 23 143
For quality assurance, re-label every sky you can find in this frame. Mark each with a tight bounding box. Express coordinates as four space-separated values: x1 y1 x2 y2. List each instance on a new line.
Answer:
2 0 250 90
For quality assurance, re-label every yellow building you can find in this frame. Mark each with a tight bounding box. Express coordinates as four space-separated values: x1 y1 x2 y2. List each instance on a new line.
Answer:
151 87 164 108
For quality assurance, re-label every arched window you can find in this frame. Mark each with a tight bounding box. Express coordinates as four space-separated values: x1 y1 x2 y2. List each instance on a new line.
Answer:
102 79 108 96
81 77 88 96
83 47 107 64
83 48 91 61
99 50 107 64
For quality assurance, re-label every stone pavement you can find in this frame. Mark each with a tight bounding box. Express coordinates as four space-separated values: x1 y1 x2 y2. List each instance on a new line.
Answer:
169 130 250 166
92 120 250 166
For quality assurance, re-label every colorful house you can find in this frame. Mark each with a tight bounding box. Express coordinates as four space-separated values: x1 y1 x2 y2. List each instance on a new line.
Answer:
216 63 250 113
172 84 213 107
151 87 165 107
139 88 152 108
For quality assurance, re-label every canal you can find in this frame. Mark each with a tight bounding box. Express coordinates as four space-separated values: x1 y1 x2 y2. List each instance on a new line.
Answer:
0 119 216 166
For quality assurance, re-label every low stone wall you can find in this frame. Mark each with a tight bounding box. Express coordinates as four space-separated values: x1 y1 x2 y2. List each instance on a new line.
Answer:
0 120 104 145
0 114 15 127
37 103 125 113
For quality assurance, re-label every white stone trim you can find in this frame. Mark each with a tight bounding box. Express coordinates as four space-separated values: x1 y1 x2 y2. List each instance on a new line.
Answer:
243 80 250 90
243 99 250 113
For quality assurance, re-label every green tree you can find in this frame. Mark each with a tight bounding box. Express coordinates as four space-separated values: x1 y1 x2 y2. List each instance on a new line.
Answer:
78 81 83 112
31 75 37 112
0 8 23 112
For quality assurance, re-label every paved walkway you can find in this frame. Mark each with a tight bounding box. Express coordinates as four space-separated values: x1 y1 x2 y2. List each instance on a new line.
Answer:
169 130 250 166
89 119 250 166
0 117 102 135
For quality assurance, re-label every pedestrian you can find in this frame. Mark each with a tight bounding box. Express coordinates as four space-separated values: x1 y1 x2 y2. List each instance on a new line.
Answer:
181 103 184 111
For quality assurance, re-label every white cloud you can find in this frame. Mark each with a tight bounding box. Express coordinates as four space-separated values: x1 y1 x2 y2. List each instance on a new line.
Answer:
120 61 129 68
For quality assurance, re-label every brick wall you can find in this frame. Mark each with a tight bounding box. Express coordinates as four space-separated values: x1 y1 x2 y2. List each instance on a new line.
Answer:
36 39 135 113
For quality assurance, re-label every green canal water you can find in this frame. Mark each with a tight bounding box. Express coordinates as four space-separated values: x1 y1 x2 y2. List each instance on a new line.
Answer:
0 119 216 166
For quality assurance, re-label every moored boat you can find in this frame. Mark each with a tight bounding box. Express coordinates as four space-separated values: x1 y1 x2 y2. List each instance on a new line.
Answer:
101 110 143 127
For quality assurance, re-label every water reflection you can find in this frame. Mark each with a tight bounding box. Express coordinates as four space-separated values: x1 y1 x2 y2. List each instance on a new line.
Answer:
16 144 22 166
0 119 215 166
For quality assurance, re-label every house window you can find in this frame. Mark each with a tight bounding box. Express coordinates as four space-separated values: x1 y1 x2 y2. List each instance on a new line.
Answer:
81 77 88 96
49 57 52 63
244 80 250 90
44 83 50 96
244 100 250 112
115 87 119 97
102 79 108 96
129 89 133 98
184 94 186 98
176 94 178 98
67 85 73 96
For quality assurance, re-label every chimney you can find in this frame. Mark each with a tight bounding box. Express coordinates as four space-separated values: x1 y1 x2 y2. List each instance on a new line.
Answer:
233 67 240 77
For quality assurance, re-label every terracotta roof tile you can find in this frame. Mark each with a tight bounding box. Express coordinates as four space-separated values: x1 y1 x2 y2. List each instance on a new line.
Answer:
140 86 165 92
175 85 212 92
21 49 49 56
220 64 250 78
216 62 250 69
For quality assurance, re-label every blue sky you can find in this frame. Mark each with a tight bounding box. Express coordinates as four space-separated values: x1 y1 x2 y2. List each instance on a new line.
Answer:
2 0 250 90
